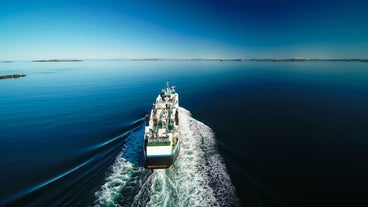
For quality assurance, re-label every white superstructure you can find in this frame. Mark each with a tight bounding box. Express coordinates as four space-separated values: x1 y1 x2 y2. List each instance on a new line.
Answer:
144 82 180 169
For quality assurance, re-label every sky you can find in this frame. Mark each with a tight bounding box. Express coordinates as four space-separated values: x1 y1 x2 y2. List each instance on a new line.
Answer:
0 0 367 60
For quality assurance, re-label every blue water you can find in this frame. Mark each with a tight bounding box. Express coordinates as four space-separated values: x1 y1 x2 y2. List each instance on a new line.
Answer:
1 60 368 206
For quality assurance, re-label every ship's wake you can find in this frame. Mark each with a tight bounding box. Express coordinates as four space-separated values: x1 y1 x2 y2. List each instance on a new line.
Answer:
94 107 239 206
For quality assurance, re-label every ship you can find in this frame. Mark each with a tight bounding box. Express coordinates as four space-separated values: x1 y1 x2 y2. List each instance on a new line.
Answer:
144 82 180 169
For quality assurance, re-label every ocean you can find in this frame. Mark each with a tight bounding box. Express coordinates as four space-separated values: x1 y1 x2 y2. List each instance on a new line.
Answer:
1 60 368 206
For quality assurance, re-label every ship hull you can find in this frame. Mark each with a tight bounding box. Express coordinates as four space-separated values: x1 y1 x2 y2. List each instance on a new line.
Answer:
145 143 180 169
144 82 180 169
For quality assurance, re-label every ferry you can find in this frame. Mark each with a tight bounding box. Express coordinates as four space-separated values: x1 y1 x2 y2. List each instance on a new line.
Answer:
144 82 180 169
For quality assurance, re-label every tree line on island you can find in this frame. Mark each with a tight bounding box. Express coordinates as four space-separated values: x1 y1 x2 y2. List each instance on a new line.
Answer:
0 74 26 80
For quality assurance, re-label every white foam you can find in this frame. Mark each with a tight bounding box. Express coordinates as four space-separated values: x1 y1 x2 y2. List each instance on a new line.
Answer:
94 107 238 206
94 128 150 207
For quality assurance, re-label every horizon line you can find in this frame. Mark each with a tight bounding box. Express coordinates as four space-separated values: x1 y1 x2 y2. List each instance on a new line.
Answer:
0 57 368 63
2 57 368 62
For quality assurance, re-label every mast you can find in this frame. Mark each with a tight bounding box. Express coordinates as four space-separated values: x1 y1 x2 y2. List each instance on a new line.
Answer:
166 81 170 89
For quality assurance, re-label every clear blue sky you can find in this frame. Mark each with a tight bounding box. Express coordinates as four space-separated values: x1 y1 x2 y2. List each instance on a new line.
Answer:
1 0 367 60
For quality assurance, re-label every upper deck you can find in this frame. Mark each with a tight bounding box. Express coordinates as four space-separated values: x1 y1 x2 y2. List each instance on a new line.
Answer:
144 83 179 154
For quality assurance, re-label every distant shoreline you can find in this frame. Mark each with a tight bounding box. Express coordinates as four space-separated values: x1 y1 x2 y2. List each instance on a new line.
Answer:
0 74 26 80
247 58 368 62
184 58 368 62
32 59 82 62
1 58 367 62
105 58 368 62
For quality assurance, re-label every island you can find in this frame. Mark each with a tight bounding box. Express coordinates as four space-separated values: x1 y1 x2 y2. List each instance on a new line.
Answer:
189 58 242 62
32 59 82 62
0 74 26 80
248 58 368 62
131 58 160 61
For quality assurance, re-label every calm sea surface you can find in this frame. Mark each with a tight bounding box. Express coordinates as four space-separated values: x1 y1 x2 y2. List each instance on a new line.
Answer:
1 60 368 206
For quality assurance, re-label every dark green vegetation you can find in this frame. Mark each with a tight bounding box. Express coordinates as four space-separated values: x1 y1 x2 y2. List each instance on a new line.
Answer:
0 74 26 80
